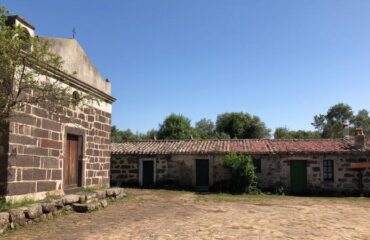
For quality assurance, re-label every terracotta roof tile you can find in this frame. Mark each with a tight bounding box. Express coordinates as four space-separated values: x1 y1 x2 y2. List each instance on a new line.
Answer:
111 139 368 155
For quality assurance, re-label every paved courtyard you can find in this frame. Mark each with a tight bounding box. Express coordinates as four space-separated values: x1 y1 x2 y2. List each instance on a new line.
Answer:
3 189 370 240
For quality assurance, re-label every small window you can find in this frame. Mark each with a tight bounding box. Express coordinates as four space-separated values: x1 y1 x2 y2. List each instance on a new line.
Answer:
323 160 334 181
253 159 261 173
72 91 81 107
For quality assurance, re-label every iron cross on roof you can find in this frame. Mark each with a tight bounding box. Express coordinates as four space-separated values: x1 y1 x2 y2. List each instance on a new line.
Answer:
72 28 76 39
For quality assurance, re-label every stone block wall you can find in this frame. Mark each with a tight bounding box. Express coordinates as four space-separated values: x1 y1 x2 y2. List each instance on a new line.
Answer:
257 155 290 189
169 155 197 187
155 155 172 184
212 155 231 183
305 155 370 194
0 121 9 195
111 153 370 194
110 153 291 189
112 154 221 188
110 154 175 187
254 154 370 194
3 104 111 197
110 155 141 186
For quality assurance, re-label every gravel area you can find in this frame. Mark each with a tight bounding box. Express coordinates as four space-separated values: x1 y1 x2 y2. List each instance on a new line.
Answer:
3 189 370 240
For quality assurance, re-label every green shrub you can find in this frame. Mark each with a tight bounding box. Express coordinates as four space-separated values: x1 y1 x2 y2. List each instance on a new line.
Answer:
0 198 36 212
222 153 258 194
83 186 96 193
82 184 109 193
45 192 62 200
98 183 109 190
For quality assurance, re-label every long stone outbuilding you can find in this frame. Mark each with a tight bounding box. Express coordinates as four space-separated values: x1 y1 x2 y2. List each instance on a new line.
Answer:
0 16 115 201
111 131 370 195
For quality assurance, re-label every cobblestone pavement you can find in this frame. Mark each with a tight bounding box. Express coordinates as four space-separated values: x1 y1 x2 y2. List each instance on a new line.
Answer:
3 189 370 240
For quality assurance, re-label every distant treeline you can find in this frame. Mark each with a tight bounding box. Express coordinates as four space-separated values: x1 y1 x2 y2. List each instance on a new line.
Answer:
111 103 370 142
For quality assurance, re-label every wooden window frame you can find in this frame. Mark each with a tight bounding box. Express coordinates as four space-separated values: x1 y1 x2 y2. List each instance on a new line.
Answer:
323 160 334 181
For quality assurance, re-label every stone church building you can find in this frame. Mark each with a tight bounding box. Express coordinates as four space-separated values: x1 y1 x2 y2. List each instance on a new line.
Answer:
0 16 115 200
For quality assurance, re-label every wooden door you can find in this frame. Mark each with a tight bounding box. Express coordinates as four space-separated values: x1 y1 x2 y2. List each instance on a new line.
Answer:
196 159 209 191
290 160 307 195
64 134 80 189
142 161 154 187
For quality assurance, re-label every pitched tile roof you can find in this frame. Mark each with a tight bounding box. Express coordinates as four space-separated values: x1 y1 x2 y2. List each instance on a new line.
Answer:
111 139 368 155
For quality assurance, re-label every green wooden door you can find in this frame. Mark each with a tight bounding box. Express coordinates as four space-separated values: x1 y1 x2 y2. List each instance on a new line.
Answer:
142 161 154 187
196 159 209 191
290 160 307 195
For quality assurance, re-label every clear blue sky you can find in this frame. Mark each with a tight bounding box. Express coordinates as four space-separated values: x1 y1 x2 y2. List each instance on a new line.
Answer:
3 0 370 133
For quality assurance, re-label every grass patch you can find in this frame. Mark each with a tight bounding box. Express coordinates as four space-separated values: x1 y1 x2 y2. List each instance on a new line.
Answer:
106 194 130 205
82 184 110 193
194 192 288 203
45 192 62 200
82 186 96 193
0 198 37 212
304 195 370 202
98 183 109 190
156 189 190 195
195 192 370 204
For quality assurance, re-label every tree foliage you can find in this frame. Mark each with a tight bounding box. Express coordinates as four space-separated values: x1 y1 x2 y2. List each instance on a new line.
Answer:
157 114 197 140
112 104 370 142
222 153 258 194
0 7 93 130
194 118 231 139
274 127 321 139
145 129 159 140
111 126 137 142
111 125 158 142
111 126 122 142
112 112 270 141
216 112 270 139
195 118 215 139
312 103 370 138
354 109 370 135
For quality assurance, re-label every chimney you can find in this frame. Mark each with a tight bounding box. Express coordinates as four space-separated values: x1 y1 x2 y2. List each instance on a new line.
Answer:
355 128 365 149
343 120 350 139
105 78 111 95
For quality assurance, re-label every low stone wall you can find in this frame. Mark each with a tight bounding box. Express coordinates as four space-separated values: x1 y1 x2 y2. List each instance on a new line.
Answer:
0 188 125 234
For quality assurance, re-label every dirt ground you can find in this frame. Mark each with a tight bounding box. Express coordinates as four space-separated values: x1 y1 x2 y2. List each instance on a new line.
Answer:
3 189 370 240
